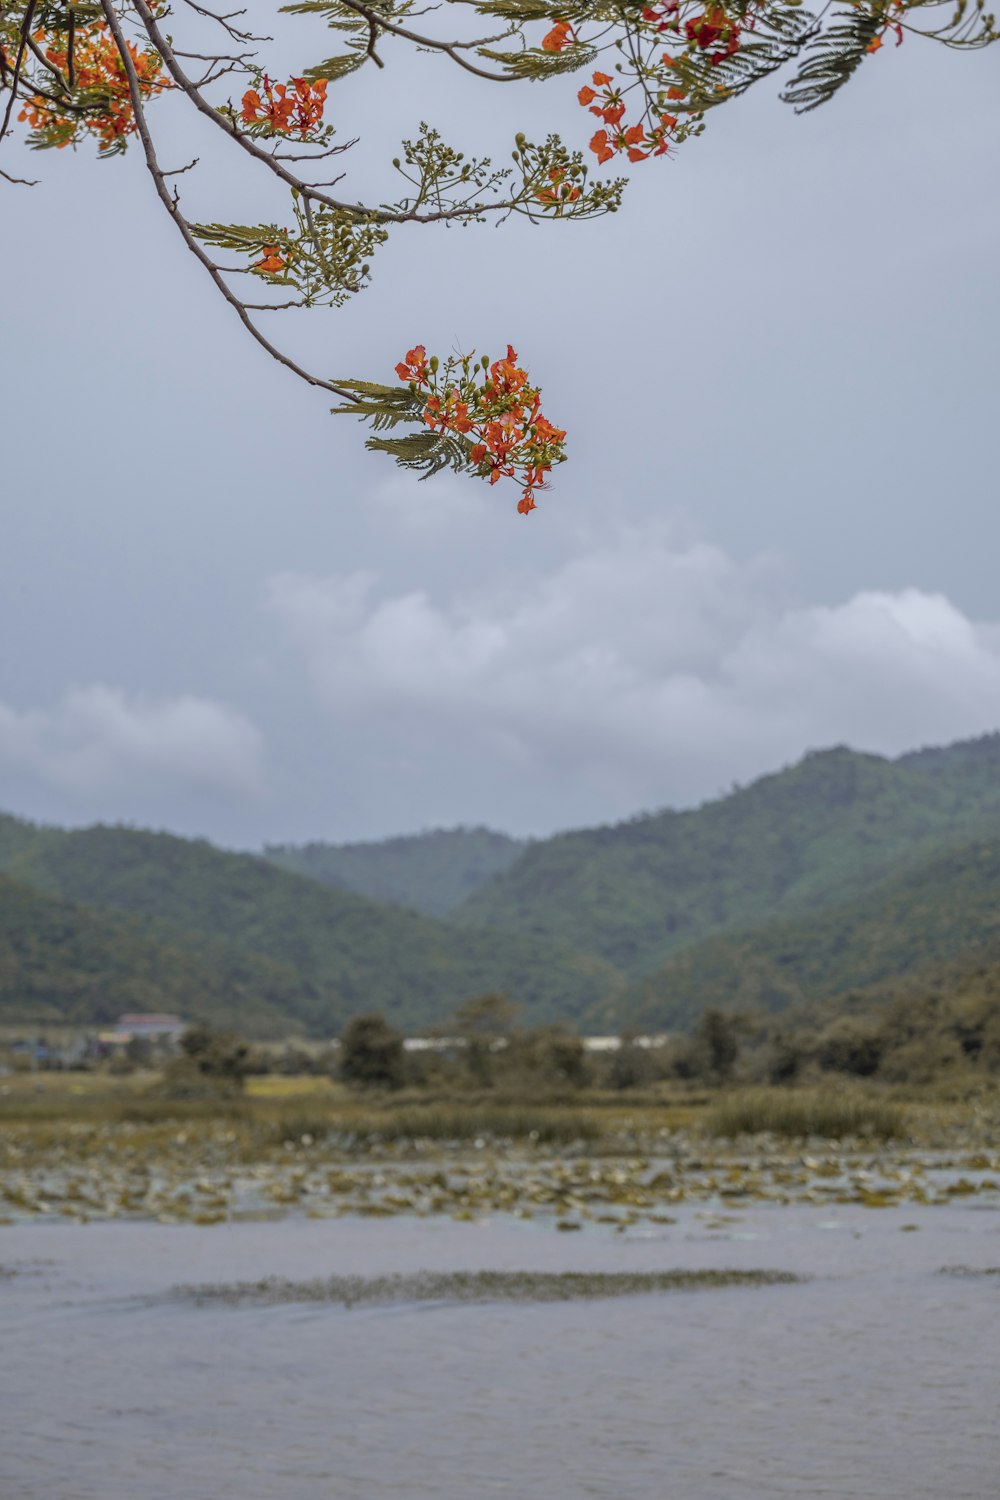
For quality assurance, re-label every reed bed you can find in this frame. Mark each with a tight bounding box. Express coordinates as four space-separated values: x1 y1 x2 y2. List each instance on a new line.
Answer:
705 1088 907 1142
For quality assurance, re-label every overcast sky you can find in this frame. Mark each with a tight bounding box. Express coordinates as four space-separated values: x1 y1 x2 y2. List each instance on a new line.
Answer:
2 14 999 847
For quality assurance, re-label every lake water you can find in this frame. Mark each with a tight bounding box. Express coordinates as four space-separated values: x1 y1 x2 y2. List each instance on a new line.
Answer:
3 1199 998 1499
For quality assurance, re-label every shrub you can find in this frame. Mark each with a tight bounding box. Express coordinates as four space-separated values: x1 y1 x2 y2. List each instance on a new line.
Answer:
339 1013 406 1090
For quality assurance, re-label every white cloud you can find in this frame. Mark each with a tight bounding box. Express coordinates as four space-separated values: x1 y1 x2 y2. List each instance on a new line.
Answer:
0 686 263 802
266 527 1000 827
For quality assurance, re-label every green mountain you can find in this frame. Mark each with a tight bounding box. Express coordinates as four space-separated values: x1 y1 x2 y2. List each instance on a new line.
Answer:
263 826 527 917
620 837 1000 1031
452 738 1000 976
0 875 323 1035
4 730 1000 1039
0 815 617 1034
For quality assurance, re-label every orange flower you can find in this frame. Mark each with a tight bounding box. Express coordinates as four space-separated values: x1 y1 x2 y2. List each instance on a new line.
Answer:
255 246 287 273
535 166 581 208
449 400 474 434
578 73 628 127
395 345 429 384
589 129 614 164
533 415 567 443
541 19 574 51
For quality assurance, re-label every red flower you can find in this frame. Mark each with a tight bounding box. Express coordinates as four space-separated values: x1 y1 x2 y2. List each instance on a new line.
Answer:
684 8 741 63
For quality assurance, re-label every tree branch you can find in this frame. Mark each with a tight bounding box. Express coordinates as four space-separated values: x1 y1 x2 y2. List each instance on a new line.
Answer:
0 0 37 148
127 0 523 223
98 0 360 402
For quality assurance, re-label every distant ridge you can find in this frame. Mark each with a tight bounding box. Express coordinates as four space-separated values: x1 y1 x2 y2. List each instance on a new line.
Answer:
451 736 1000 975
263 826 526 917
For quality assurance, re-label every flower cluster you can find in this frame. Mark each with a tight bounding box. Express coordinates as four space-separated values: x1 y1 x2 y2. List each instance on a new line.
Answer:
567 3 752 163
684 7 743 65
17 22 169 152
240 76 328 136
395 345 567 514
579 72 678 163
535 164 581 209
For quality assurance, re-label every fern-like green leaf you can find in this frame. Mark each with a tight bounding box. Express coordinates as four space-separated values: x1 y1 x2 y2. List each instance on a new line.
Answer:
701 7 818 101
478 42 596 78
780 6 880 113
330 379 427 430
366 430 475 477
302 50 368 81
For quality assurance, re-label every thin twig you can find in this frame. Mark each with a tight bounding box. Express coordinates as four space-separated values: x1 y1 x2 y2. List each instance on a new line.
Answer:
334 0 517 81
0 0 38 147
0 162 38 183
98 0 360 402
365 16 384 67
128 0 522 224
161 155 199 175
180 0 269 43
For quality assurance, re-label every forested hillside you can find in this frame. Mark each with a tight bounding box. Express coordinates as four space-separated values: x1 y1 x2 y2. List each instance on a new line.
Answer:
264 827 526 917
3 732 999 1038
0 875 322 1034
0 816 617 1033
453 739 1000 974
619 838 1000 1031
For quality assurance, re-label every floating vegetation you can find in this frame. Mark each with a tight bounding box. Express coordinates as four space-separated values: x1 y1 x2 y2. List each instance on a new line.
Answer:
172 1267 803 1309
1 1085 998 1227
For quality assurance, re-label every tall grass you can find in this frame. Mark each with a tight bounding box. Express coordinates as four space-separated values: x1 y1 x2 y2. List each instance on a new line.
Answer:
705 1088 907 1142
272 1101 604 1145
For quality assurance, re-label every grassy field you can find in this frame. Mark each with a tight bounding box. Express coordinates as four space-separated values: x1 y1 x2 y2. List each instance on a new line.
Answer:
1 1067 996 1137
